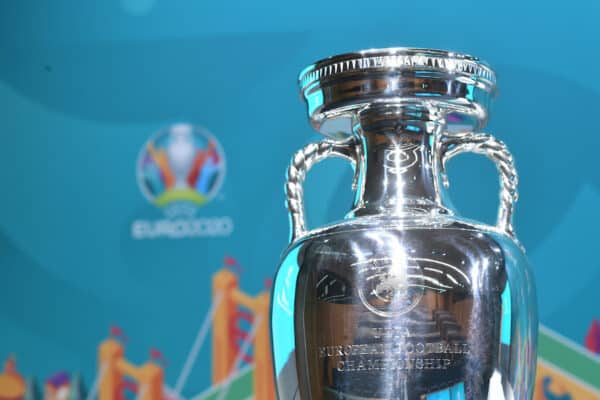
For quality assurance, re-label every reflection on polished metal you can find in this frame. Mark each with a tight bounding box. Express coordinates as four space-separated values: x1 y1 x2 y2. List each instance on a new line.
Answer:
271 48 537 400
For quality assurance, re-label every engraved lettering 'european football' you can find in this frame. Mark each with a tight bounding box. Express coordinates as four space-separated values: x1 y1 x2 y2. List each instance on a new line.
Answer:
318 341 470 359
318 340 469 373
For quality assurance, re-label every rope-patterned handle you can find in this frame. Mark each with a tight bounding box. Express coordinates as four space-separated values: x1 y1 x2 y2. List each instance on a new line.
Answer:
440 132 519 238
286 138 359 242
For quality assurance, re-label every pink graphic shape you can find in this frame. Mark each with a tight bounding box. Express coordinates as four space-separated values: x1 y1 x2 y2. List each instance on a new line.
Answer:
585 319 600 354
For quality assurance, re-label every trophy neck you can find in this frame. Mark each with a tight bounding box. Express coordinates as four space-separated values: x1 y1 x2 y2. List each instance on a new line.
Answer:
349 103 453 218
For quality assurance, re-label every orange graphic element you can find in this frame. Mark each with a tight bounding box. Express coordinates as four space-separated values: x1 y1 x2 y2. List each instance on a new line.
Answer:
0 357 25 400
147 143 175 189
212 268 275 400
98 338 164 400
535 359 600 399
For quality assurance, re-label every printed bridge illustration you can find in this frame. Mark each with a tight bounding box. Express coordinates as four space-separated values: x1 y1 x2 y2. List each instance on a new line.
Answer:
90 264 274 400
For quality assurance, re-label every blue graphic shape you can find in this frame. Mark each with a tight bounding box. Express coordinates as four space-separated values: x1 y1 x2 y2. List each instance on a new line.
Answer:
501 282 512 345
426 382 465 399
543 376 572 400
426 388 450 400
450 383 465 400
196 158 220 195
143 161 165 196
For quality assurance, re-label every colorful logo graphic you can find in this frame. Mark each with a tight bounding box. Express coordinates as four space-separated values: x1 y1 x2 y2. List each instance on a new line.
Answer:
137 124 225 208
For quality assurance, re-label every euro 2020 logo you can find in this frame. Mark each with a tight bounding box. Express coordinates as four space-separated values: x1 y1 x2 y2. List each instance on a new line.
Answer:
132 123 233 239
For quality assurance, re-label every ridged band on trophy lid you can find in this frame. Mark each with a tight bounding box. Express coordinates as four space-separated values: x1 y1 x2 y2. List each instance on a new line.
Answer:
297 47 498 136
298 47 497 96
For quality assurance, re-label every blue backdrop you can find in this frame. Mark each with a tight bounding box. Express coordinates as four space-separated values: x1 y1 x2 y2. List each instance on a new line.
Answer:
1 0 599 398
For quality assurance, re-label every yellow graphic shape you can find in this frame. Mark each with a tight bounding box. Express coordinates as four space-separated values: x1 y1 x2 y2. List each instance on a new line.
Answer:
0 357 25 400
535 359 600 400
154 188 206 207
98 339 163 400
212 269 275 400
147 143 175 189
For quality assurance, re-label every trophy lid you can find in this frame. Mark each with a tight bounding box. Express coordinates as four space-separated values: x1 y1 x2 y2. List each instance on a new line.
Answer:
298 47 497 136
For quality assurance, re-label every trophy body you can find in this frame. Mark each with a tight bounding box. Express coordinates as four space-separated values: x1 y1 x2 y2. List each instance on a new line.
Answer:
272 48 537 399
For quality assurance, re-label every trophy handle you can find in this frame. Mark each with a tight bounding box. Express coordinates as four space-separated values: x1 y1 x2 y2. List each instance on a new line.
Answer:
440 132 519 239
285 138 360 242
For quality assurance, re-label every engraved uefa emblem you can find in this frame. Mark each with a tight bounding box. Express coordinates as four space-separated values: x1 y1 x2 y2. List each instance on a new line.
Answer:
385 143 422 174
356 258 425 318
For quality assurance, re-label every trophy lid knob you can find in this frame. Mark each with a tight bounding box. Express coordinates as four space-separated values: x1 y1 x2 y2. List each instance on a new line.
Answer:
298 47 497 137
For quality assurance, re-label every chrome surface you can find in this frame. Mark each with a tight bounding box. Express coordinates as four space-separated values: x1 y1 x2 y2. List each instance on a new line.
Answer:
272 47 537 400
286 138 360 242
440 132 519 239
298 48 497 137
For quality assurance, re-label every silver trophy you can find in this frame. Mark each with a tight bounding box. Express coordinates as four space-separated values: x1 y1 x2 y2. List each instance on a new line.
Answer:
271 48 538 400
